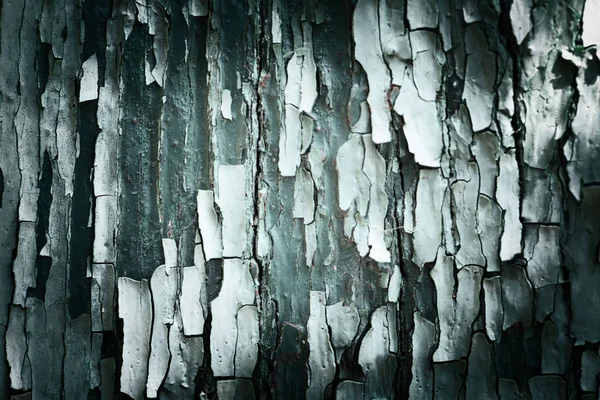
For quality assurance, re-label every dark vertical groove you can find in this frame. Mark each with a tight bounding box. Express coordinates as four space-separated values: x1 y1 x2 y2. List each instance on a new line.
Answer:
117 21 163 281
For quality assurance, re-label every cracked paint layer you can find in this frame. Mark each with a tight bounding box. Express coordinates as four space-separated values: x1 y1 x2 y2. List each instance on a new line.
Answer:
2 0 600 398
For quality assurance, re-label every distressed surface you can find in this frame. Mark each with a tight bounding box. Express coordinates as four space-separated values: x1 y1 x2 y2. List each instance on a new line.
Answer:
0 0 597 398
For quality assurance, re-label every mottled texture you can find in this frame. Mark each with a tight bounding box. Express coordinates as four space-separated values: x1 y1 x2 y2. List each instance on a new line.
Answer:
0 0 597 398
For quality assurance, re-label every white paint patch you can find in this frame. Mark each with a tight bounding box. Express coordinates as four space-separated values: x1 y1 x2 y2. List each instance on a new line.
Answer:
326 301 360 363
477 195 502 272
293 168 315 224
118 278 152 400
6 306 30 391
363 135 390 263
235 305 259 378
146 266 178 398
510 0 533 45
221 89 233 120
79 54 98 102
413 169 446 268
271 0 282 44
409 312 436 399
196 190 223 260
431 248 482 362
463 24 495 131
358 305 397 396
496 150 522 260
12 223 36 306
278 104 302 176
407 0 438 29
161 238 177 275
483 277 502 342
93 196 117 264
180 265 205 336
353 0 391 144
388 265 402 303
210 258 255 377
393 68 443 167
524 225 561 288
306 291 335 399
164 308 204 391
217 165 247 258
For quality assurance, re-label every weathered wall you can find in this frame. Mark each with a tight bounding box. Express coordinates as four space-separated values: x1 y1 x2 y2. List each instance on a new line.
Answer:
1 0 599 398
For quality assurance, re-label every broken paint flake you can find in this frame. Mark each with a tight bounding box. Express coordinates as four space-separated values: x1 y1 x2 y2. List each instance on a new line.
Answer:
510 0 533 45
6 305 31 391
407 0 438 29
451 163 485 268
147 265 178 398
410 30 445 103
463 24 495 132
210 258 255 377
235 305 259 378
285 53 302 108
387 265 402 303
413 169 446 268
161 238 178 275
393 69 443 167
353 0 391 144
190 0 208 17
336 380 365 400
465 333 498 399
566 55 600 199
432 250 482 362
197 190 223 260
299 23 318 115
358 305 397 398
524 224 561 289
12 222 36 306
271 0 282 44
79 54 98 103
293 167 315 224
580 350 600 392
336 134 369 215
582 0 600 47
326 301 360 363
164 308 204 394
496 150 522 261
477 195 502 272
93 195 117 264
118 277 152 400
150 5 168 87
180 265 205 336
91 264 116 332
501 264 533 330
362 135 391 263
221 89 233 121
483 277 503 342
409 312 435 399
350 101 371 134
279 104 302 177
217 165 247 258
306 291 335 399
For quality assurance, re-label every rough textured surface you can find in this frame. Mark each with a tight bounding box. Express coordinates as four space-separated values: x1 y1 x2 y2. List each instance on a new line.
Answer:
0 0 598 398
